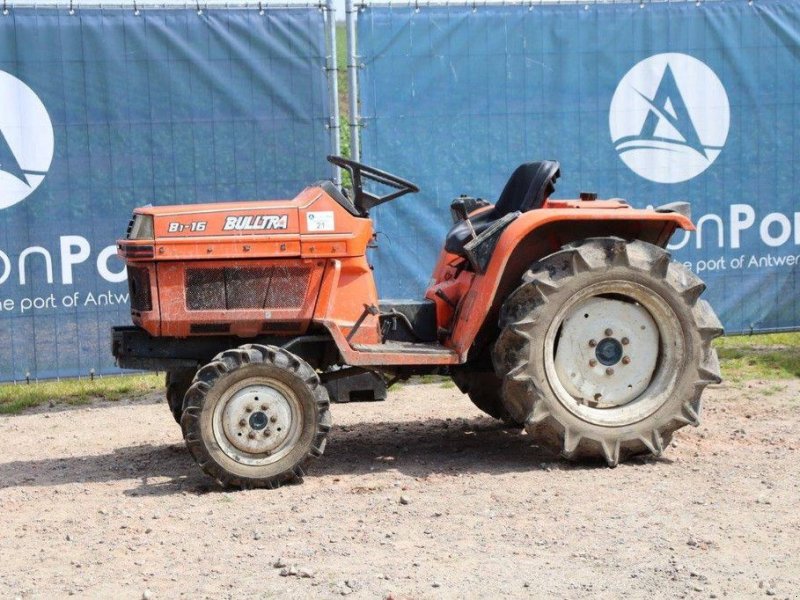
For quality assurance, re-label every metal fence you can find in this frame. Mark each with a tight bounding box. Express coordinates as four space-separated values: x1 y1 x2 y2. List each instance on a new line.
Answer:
2 0 799 381
349 0 800 335
0 4 338 381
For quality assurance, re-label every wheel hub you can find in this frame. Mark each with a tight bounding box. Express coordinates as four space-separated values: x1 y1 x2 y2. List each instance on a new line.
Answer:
595 337 623 366
553 296 659 408
221 384 296 455
249 411 268 430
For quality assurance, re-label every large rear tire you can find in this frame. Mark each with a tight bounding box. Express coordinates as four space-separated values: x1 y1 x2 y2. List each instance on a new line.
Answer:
451 369 510 421
181 345 331 489
493 237 722 466
450 349 520 425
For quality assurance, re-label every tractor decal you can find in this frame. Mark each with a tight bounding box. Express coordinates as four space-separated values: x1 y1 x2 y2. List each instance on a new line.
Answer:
223 214 289 231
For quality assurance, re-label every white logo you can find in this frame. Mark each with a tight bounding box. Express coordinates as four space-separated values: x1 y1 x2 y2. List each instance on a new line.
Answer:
0 71 54 210
609 53 729 184
223 214 288 231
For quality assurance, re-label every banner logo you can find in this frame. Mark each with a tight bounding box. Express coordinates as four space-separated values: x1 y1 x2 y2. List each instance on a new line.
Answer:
609 53 729 184
0 71 54 210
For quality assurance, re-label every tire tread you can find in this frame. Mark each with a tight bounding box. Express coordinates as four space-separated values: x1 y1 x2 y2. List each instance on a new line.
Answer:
493 237 722 466
180 344 331 489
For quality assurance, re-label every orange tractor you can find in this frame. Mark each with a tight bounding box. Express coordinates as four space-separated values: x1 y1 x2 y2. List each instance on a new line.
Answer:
113 156 722 488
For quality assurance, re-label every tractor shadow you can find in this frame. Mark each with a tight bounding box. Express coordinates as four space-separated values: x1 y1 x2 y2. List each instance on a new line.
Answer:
314 417 671 480
0 441 205 495
0 416 670 496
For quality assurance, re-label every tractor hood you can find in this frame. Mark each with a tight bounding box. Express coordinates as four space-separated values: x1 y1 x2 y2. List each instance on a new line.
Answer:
118 183 374 262
132 198 301 238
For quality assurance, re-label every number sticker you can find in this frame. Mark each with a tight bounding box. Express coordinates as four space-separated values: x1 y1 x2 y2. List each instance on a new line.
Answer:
306 211 335 232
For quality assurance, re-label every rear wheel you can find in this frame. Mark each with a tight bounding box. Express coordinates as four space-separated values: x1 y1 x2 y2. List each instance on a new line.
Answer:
166 369 195 424
181 345 331 489
450 349 520 425
493 238 722 466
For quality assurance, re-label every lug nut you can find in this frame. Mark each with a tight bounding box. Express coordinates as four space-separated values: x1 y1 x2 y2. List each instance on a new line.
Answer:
606 367 614 376
239 419 246 427
621 337 630 345
263 430 271 437
270 415 278 423
261 404 267 411
622 356 631 365
248 432 256 440
245 406 253 413
589 359 597 367
605 328 613 336
588 339 597 347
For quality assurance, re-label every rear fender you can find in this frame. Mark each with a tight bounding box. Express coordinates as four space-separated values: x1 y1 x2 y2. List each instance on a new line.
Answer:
449 205 694 358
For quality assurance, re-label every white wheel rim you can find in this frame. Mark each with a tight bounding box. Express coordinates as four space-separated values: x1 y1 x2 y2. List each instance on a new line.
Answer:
543 280 684 427
212 378 303 466
554 296 659 407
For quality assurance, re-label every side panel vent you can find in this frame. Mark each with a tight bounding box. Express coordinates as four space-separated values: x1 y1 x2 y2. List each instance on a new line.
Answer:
127 266 152 312
185 266 313 311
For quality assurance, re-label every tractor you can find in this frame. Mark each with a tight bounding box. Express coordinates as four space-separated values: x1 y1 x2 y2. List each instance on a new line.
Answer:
112 156 722 488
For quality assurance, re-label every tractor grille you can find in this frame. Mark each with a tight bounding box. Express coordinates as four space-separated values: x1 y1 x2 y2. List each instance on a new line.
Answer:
185 266 313 311
127 266 152 312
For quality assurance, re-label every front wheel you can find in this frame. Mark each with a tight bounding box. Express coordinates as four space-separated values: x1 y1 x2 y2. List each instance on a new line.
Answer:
493 238 722 466
181 345 331 489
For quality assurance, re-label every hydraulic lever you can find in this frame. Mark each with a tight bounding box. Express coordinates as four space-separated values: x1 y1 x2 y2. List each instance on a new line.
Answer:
450 197 477 241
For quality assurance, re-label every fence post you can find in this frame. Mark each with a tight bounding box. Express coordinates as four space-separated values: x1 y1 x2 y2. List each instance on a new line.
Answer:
346 0 360 161
324 0 341 183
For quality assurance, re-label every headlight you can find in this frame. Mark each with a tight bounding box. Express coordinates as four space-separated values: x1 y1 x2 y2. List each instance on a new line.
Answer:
127 214 154 240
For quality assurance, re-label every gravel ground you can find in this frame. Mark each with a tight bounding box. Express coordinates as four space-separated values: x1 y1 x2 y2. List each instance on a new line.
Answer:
0 379 798 599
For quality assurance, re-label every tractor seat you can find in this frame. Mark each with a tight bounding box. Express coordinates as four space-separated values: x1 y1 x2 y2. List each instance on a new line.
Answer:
444 160 561 256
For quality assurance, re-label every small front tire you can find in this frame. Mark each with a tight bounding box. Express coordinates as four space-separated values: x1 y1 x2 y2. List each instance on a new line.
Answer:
181 345 331 489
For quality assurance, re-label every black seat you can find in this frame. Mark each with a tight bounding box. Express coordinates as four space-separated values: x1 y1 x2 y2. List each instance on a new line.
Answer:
444 160 561 256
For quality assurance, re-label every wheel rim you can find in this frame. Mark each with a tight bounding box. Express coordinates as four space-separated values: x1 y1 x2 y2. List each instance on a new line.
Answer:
212 378 303 466
543 279 685 426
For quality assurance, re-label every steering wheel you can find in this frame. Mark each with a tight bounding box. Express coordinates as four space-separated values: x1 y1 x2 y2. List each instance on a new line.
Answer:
327 155 419 216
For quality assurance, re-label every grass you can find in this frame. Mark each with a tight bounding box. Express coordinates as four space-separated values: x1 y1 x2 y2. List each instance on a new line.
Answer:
761 383 788 397
335 24 354 188
336 23 348 122
714 332 800 383
0 373 161 415
0 333 796 416
406 332 800 388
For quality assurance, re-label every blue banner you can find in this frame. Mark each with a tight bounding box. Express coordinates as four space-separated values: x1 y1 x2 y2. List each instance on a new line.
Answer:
0 7 331 380
358 0 800 334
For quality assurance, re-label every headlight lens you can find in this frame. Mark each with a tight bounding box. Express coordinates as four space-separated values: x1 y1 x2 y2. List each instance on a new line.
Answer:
128 214 154 240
